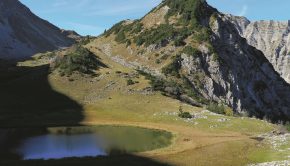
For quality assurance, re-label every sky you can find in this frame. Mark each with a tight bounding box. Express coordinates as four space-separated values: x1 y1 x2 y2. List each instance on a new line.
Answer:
19 0 290 36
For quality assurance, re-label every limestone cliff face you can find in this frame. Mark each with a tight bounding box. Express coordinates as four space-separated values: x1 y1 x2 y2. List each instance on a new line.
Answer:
227 15 290 83
0 0 79 59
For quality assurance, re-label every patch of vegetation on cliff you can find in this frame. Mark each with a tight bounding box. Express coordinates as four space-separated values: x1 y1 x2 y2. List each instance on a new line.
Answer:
138 70 207 106
162 55 182 77
104 20 144 44
51 46 107 76
182 46 202 58
207 102 234 116
134 24 175 46
164 0 212 27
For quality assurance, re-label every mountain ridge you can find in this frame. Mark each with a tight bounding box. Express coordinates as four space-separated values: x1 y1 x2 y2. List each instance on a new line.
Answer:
89 0 290 121
0 0 79 60
227 15 290 84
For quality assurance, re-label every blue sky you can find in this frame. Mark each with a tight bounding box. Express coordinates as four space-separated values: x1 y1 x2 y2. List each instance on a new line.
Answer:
20 0 161 36
207 0 290 21
19 0 290 36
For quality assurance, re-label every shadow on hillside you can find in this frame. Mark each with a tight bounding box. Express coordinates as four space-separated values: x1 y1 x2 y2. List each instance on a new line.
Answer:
0 154 171 166
0 62 84 127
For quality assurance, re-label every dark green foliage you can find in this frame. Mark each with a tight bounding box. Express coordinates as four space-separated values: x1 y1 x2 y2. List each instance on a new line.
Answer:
178 112 192 119
116 71 122 74
193 27 211 42
173 28 192 46
286 123 290 132
178 106 192 119
164 0 209 27
115 31 126 43
182 46 202 58
162 55 182 77
138 71 207 105
134 24 175 46
155 59 161 64
182 76 208 104
127 79 135 86
104 21 125 37
104 21 144 44
52 46 107 76
132 22 144 34
134 25 192 47
206 102 226 115
126 39 132 46
79 36 92 45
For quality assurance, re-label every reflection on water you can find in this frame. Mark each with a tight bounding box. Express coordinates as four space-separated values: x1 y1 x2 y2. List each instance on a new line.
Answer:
17 134 107 160
0 126 173 161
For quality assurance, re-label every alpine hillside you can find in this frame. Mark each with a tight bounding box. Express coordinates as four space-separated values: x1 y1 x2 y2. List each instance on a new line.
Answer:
1 0 290 165
88 0 290 122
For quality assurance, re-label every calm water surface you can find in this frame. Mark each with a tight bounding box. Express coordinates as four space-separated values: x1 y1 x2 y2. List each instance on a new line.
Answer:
0 126 173 160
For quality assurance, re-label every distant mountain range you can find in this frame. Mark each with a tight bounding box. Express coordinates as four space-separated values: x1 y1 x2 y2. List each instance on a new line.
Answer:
0 0 79 59
228 15 290 84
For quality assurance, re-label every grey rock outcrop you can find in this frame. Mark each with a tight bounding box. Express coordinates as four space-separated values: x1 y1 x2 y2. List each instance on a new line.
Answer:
0 0 79 60
227 15 290 83
180 11 290 121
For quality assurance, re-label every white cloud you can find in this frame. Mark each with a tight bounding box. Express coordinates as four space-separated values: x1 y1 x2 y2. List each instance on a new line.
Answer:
238 5 248 16
85 0 160 16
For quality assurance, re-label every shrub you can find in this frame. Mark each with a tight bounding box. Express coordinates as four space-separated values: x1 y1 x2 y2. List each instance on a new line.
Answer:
224 107 234 116
286 123 290 132
155 59 161 64
162 55 182 77
164 0 210 28
115 30 126 43
207 102 226 115
179 112 192 119
52 46 106 76
127 79 135 86
134 24 175 47
132 22 143 33
193 28 211 42
182 46 202 58
178 106 193 119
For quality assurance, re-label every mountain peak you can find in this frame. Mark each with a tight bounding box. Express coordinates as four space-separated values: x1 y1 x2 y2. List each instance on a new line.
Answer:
0 0 79 60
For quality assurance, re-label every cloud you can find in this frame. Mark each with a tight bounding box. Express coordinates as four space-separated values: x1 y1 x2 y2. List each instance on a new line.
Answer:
38 0 91 14
238 5 248 16
85 0 160 16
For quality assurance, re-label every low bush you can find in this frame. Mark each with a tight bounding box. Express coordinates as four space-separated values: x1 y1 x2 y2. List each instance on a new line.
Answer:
207 102 234 116
162 55 182 77
52 46 106 76
182 46 202 58
179 112 192 119
178 106 193 119
127 79 135 86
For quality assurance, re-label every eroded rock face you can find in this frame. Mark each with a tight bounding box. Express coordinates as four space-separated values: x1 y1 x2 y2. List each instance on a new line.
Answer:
227 15 290 83
0 0 78 59
180 12 290 121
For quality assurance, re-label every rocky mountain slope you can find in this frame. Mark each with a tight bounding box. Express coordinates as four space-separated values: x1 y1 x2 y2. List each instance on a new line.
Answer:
227 15 290 84
0 0 78 59
89 0 290 122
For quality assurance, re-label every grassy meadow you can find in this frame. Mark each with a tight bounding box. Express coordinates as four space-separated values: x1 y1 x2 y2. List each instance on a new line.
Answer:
0 46 289 166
